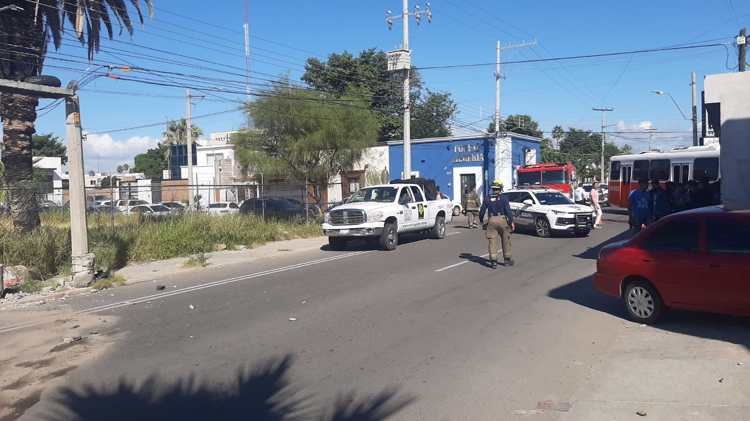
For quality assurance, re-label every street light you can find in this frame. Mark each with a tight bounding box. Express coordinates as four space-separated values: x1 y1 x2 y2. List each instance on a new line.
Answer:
645 127 658 151
650 90 689 121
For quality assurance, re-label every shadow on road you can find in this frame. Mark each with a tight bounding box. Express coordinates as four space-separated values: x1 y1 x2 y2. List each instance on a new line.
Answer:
320 233 430 252
458 253 493 268
40 355 414 421
548 275 750 350
572 229 634 260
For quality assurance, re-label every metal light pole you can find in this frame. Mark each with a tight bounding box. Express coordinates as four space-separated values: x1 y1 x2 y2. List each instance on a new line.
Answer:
593 107 614 183
651 87 696 146
386 1 432 179
646 127 658 151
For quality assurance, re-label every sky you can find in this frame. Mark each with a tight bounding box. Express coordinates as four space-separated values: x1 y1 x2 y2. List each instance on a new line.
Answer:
23 0 750 172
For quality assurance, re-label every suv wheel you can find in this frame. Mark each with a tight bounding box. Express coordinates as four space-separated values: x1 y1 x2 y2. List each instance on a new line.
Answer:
623 280 663 324
535 217 552 237
328 237 347 251
380 221 398 251
431 215 446 239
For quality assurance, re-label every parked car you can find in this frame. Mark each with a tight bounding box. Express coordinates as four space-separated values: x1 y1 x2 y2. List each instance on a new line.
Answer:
116 199 150 213
582 183 609 207
240 197 312 219
207 202 240 216
321 180 454 251
129 204 172 218
161 201 186 214
594 206 750 324
502 188 594 237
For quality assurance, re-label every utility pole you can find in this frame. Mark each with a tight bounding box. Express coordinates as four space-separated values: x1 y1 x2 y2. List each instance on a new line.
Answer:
592 107 614 183
243 0 253 128
186 89 195 210
738 27 747 72
386 0 431 179
494 39 537 136
646 127 658 151
690 71 699 146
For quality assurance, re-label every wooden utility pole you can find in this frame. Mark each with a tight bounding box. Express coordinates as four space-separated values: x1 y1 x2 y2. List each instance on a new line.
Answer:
738 28 747 72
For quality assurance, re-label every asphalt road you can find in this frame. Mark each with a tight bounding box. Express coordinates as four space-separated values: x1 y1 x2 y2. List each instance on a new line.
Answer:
17 215 636 420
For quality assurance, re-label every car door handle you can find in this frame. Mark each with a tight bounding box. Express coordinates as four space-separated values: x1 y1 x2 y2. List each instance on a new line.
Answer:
411 206 417 209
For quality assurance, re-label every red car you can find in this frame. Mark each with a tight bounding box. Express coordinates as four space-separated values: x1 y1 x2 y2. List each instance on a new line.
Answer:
594 206 750 324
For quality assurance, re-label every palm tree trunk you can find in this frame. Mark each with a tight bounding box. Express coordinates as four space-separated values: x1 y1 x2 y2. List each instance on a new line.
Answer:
1 93 41 232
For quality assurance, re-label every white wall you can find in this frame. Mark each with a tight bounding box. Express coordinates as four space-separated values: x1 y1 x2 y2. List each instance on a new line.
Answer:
705 72 750 210
495 136 513 187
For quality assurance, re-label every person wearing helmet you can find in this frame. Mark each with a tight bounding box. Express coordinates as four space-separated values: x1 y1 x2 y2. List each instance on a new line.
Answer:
479 180 515 268
463 184 481 228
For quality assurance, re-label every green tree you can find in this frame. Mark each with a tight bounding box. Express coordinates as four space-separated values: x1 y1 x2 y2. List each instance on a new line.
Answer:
234 80 379 205
411 90 457 139
32 134 67 164
0 0 152 232
555 128 633 181
116 164 130 174
133 144 167 179
162 119 202 145
302 48 456 141
488 114 543 138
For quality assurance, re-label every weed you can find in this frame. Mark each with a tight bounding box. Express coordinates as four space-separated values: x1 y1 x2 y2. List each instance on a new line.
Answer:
90 274 127 290
183 253 209 268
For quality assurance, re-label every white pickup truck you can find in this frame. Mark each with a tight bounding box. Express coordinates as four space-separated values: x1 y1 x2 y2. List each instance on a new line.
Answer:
322 181 454 250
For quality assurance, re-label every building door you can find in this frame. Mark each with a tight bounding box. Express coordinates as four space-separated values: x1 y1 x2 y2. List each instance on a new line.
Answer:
453 166 483 207
460 174 476 207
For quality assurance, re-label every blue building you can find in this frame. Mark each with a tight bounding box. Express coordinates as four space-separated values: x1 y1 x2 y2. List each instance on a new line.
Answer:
388 133 541 204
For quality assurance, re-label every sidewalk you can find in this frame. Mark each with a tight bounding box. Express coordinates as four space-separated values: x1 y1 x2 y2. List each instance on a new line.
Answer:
561 313 750 420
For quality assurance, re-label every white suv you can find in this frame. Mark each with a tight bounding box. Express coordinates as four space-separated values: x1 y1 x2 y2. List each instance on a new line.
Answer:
503 188 594 237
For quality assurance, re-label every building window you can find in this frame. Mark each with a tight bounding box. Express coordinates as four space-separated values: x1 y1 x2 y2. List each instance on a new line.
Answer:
207 153 224 166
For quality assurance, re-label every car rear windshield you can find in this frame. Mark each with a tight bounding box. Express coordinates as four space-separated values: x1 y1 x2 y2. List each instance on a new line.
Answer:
535 192 573 205
348 187 398 203
209 203 228 208
517 171 541 185
151 205 170 212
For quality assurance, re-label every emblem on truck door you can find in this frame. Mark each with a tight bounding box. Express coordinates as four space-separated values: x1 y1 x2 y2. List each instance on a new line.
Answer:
418 203 425 219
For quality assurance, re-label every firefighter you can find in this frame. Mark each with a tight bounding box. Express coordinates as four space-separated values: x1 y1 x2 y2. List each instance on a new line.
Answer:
463 184 481 228
479 180 516 268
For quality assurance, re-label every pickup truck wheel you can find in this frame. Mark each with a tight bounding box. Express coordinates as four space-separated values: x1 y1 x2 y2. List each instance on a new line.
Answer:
431 215 446 239
535 217 552 238
328 237 347 251
380 222 398 251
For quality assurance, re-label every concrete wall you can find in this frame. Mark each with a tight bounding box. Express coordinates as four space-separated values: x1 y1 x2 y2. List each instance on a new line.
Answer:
704 72 750 210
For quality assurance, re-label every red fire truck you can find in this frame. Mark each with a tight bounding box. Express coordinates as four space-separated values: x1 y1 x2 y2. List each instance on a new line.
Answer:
516 162 577 194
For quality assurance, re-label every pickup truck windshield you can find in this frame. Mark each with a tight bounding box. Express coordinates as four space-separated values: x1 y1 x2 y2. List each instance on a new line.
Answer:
535 192 573 206
348 187 398 203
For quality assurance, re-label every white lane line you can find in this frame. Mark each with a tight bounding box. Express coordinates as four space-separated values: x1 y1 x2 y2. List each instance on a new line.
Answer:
446 232 461 236
434 253 490 272
0 251 372 335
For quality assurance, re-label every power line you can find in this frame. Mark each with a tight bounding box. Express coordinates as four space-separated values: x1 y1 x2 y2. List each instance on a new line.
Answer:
85 108 243 135
415 42 728 70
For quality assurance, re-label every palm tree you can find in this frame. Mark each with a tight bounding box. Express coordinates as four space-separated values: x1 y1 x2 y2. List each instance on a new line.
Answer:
0 0 152 232
162 119 202 145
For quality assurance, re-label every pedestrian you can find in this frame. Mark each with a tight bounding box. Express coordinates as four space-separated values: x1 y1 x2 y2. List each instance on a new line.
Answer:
628 179 651 232
590 181 603 228
686 180 699 209
573 183 586 205
479 180 515 268
650 180 671 222
463 184 481 229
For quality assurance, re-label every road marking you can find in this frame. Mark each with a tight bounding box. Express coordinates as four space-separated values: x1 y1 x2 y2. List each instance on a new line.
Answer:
446 232 461 236
435 253 490 272
0 251 373 335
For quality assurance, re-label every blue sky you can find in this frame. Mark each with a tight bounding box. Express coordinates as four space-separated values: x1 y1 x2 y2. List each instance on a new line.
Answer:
29 0 750 171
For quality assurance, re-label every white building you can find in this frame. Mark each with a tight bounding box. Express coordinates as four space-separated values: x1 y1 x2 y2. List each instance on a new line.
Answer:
32 156 65 206
703 71 750 210
179 131 246 207
326 145 390 205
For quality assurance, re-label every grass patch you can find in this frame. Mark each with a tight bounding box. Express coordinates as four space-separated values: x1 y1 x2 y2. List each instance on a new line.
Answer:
17 278 46 294
183 253 209 268
90 274 127 290
0 213 321 280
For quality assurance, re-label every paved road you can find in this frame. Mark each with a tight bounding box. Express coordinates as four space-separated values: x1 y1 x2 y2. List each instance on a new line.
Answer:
13 216 643 420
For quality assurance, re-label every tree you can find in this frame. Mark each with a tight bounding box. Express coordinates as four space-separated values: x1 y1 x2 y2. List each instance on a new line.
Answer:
133 144 167 179
100 175 118 188
162 119 202 145
234 80 379 205
411 90 457 139
302 49 456 141
488 114 543 138
88 170 96 177
116 164 130 174
554 127 633 181
32 134 67 164
0 1 152 232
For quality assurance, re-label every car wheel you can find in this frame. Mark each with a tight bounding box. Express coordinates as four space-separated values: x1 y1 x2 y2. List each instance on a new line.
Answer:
575 229 590 237
623 280 663 324
328 237 347 251
452 206 461 217
380 221 398 251
535 217 552 238
431 215 446 239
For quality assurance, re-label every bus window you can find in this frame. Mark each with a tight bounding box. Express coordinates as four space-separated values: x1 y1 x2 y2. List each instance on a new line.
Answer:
649 159 670 181
633 160 649 181
694 157 719 181
623 166 632 184
610 161 621 181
